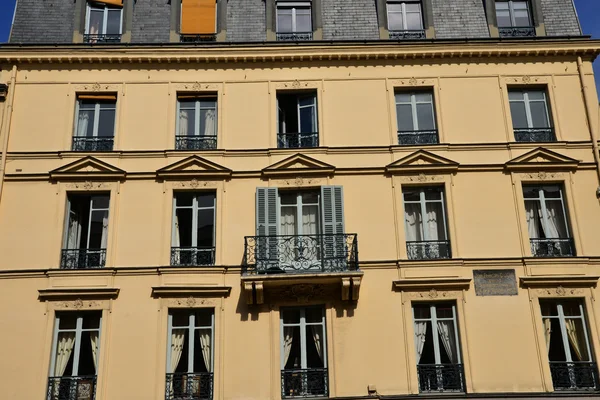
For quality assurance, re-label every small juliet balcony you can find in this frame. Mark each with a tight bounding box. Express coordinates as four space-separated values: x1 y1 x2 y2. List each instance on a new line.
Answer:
60 249 106 269
550 362 599 391
175 135 217 151
281 368 328 398
171 247 216 267
389 30 426 40
277 32 313 41
83 34 121 43
165 372 213 400
530 238 575 258
417 364 465 393
278 132 319 149
180 34 217 43
398 130 439 146
47 375 96 400
499 26 536 38
72 137 114 152
407 240 451 260
514 127 556 143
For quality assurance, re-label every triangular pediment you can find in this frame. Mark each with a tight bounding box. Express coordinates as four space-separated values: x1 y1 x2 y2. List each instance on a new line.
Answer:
386 150 459 174
156 156 232 179
50 157 126 181
262 154 335 177
505 147 579 171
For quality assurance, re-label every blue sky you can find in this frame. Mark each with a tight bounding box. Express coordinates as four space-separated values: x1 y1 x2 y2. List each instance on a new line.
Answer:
0 0 598 94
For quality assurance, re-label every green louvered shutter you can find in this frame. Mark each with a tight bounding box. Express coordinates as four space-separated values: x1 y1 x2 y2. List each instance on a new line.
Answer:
256 187 279 269
321 186 345 270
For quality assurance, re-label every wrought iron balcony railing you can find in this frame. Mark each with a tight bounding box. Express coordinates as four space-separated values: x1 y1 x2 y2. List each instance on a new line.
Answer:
60 249 106 269
165 372 213 400
407 240 451 260
180 34 217 43
281 368 328 398
398 130 439 145
417 364 465 393
244 234 358 274
530 238 575 258
514 127 556 143
47 375 96 400
83 34 122 43
175 135 217 150
389 30 426 40
277 132 319 149
72 137 114 152
499 26 536 38
550 362 599 391
171 247 216 266
277 32 313 41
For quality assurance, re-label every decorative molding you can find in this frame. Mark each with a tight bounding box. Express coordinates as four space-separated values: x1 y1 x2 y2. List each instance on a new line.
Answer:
535 286 585 297
519 171 565 181
156 155 232 180
386 150 459 175
73 83 121 93
50 156 126 181
38 287 120 301
505 147 580 172
395 173 445 183
520 275 599 288
173 82 221 92
402 289 464 302
169 297 217 307
273 80 319 90
390 77 436 87
151 286 231 298
393 277 471 292
502 75 549 85
65 181 110 190
276 284 328 303
262 153 335 178
173 179 219 189
272 177 323 187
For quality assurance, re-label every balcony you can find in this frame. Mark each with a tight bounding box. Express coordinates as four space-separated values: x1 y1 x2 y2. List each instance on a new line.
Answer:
175 135 217 151
83 34 121 43
281 368 328 398
530 238 575 258
550 362 599 391
60 249 106 269
514 127 556 143
277 32 313 41
407 241 451 260
180 34 217 43
277 132 319 149
165 372 213 400
389 30 426 40
398 130 439 146
47 375 96 400
171 247 215 266
499 26 536 38
72 137 114 152
417 364 465 393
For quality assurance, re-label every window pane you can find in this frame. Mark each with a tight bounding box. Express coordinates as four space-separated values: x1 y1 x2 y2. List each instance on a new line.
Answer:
106 9 121 34
59 315 78 330
176 193 194 207
299 104 316 133
77 109 96 137
509 101 529 128
82 314 101 329
179 100 196 109
296 10 312 32
194 329 211 372
179 108 196 136
513 1 529 9
566 318 591 361
172 311 189 327
397 104 415 131
282 309 300 324
306 325 324 368
387 10 404 31
404 202 423 241
97 109 115 137
424 188 442 201
305 307 323 323
403 190 420 202
544 200 569 237
280 206 297 235
415 92 432 103
197 208 215 247
514 9 530 26
527 91 545 101
523 186 540 199
529 102 549 128
176 208 193 247
496 9 511 27
54 332 76 373
280 192 298 205
541 301 558 316
199 108 217 136
405 11 422 30
92 195 109 209
396 93 411 103
88 9 104 34
542 186 562 199
435 304 453 318
277 9 293 32
495 1 509 10
508 91 524 101
425 201 446 240
416 103 435 130
88 210 108 248
562 301 582 317
413 304 431 319
195 309 213 326
196 193 215 208
405 3 421 12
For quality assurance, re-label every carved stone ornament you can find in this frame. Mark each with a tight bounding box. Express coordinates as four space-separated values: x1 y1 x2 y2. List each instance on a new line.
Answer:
397 174 444 183
170 297 214 307
65 181 106 190
175 179 217 189
274 80 315 90
536 286 584 297
521 172 564 181
274 177 323 187
391 78 435 87
509 76 541 84
58 299 102 310
275 284 328 303
74 83 120 93
402 290 462 302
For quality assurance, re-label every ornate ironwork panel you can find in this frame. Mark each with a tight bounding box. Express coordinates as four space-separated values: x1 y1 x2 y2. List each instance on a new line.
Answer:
165 372 213 400
83 34 122 43
171 247 216 266
180 34 217 43
389 30 426 40
281 368 328 398
398 130 439 145
277 132 319 149
550 362 599 391
276 32 313 41
175 136 217 150
60 249 106 269
244 234 358 274
417 364 465 393
530 238 575 257
72 137 114 152
499 26 536 38
514 128 556 143
406 241 451 260
47 375 97 400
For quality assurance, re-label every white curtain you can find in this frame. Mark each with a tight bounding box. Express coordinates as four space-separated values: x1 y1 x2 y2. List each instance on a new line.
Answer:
437 321 458 364
77 113 89 137
525 201 541 239
54 332 76 376
302 207 318 235
543 318 552 354
425 205 439 241
199 330 212 372
170 329 186 373
203 110 216 137
90 332 99 372
310 326 323 362
404 204 421 242
179 111 189 136
565 319 585 361
280 208 296 235
414 322 427 364
282 327 294 367
542 202 567 238
67 211 81 249
100 213 108 249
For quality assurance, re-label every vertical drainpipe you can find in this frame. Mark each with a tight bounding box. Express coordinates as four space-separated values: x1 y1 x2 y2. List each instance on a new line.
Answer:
0 65 17 205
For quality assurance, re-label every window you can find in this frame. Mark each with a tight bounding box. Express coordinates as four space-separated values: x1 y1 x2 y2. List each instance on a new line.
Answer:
395 91 438 145
413 303 465 393
47 312 102 400
387 0 425 39
166 309 214 400
179 0 218 42
276 1 313 41
495 0 535 37
277 91 318 148
74 95 116 152
403 186 450 260
176 95 218 150
281 307 328 398
172 192 216 266
85 1 122 43
541 300 598 390
62 194 110 269
523 185 574 257
509 89 554 142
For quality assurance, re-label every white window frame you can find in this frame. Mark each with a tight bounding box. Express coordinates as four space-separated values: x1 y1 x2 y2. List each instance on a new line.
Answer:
276 2 312 33
278 191 321 236
166 309 215 373
523 185 571 239
85 2 123 35
495 0 532 27
395 91 436 132
412 303 462 365
63 194 110 250
280 307 327 370
172 193 217 248
277 92 318 135
542 301 593 364
386 0 423 31
402 187 448 241
176 97 218 137
509 89 551 129
75 99 117 138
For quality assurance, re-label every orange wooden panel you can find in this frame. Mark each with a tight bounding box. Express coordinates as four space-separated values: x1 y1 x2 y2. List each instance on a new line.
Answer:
92 0 123 7
181 0 216 34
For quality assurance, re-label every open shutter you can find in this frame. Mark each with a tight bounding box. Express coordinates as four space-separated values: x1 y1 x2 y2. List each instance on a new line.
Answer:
321 186 345 270
181 0 217 34
256 188 279 270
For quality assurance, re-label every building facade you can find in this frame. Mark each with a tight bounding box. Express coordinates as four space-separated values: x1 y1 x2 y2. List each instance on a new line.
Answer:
1 0 600 399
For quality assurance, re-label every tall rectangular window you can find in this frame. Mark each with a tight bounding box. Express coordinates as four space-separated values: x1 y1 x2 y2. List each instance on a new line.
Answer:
276 1 313 41
403 186 450 260
85 1 122 43
176 95 218 150
166 309 214 400
74 95 116 152
172 192 216 266
277 91 318 148
541 300 599 391
495 0 535 37
48 312 102 400
387 0 425 39
395 91 438 145
62 194 110 269
523 185 574 257
413 303 465 393
281 307 328 398
509 89 555 142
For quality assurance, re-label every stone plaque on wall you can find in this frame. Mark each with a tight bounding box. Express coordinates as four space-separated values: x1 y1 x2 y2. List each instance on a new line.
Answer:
473 269 518 296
